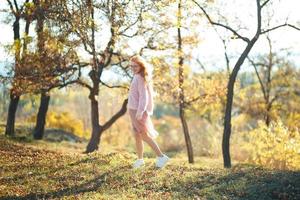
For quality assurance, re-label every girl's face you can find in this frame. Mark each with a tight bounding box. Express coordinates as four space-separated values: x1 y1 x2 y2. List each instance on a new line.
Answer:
130 61 141 74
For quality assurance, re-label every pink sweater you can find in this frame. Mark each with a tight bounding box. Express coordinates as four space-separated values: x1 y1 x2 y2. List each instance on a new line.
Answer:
127 74 154 116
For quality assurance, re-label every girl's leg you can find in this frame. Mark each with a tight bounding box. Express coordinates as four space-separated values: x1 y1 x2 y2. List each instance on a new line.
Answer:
140 132 163 157
134 132 144 159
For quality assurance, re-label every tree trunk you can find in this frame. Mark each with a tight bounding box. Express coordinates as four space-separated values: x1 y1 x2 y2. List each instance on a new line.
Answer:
222 38 258 168
222 75 235 168
85 0 128 153
265 35 273 127
86 93 101 153
5 92 20 137
177 0 194 163
180 107 194 163
33 91 50 139
86 126 102 153
32 0 48 140
265 102 272 127
85 0 101 153
85 92 128 153
5 13 21 137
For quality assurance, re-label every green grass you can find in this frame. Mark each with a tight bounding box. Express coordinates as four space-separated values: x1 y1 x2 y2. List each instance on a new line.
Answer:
0 134 299 200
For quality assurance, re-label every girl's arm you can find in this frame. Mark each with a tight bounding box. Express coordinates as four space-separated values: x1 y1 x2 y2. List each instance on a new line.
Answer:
136 75 148 120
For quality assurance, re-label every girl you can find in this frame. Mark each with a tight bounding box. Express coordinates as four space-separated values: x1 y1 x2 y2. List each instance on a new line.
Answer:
127 55 170 169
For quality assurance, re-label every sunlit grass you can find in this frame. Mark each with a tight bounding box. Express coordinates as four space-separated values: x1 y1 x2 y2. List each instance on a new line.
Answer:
0 133 299 200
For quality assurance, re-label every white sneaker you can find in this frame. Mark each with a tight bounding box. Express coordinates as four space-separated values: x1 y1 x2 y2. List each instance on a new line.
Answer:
132 159 145 169
155 154 170 168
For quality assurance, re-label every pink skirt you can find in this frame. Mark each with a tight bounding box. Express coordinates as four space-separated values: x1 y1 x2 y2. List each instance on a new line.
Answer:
128 109 159 139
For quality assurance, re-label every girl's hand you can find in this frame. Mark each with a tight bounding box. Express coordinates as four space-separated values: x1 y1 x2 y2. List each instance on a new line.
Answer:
136 112 143 120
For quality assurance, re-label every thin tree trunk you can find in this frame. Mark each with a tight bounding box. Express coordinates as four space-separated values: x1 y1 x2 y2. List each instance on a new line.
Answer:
264 35 273 127
5 93 20 136
179 107 194 163
177 0 194 163
222 0 264 168
33 91 50 139
223 38 259 168
265 103 272 127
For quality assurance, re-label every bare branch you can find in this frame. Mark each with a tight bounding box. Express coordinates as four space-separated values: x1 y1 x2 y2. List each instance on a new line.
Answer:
120 31 139 38
54 79 77 90
6 0 16 15
247 56 267 101
261 0 271 8
100 79 129 90
119 12 141 35
77 80 93 91
74 29 93 55
19 0 29 14
211 24 231 73
288 24 300 31
261 23 300 34
192 0 250 43
13 0 19 12
184 94 206 106
261 23 288 34
269 94 278 105
196 58 206 72
101 98 128 131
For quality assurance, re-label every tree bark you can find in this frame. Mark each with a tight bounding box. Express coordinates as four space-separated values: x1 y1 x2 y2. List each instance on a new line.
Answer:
5 12 21 137
265 35 273 127
33 91 50 139
5 93 20 136
265 101 273 127
32 0 48 140
179 107 194 163
223 37 259 168
177 0 194 163
85 0 102 153
222 0 264 168
85 91 128 153
86 90 101 152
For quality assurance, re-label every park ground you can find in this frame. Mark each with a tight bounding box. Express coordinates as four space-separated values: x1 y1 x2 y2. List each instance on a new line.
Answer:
0 128 299 200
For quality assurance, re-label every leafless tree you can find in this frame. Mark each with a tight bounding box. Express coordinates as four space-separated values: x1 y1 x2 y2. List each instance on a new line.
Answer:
192 0 300 168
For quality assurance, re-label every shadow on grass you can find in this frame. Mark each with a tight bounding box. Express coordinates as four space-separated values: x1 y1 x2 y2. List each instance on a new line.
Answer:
166 164 300 200
0 165 130 200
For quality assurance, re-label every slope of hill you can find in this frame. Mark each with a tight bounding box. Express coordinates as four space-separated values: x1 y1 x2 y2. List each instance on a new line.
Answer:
0 135 299 200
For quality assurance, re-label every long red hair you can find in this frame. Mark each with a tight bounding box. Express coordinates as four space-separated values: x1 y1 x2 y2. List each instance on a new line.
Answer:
130 55 151 83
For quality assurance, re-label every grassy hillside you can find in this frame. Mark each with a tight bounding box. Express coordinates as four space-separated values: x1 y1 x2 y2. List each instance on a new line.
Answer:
0 134 299 200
